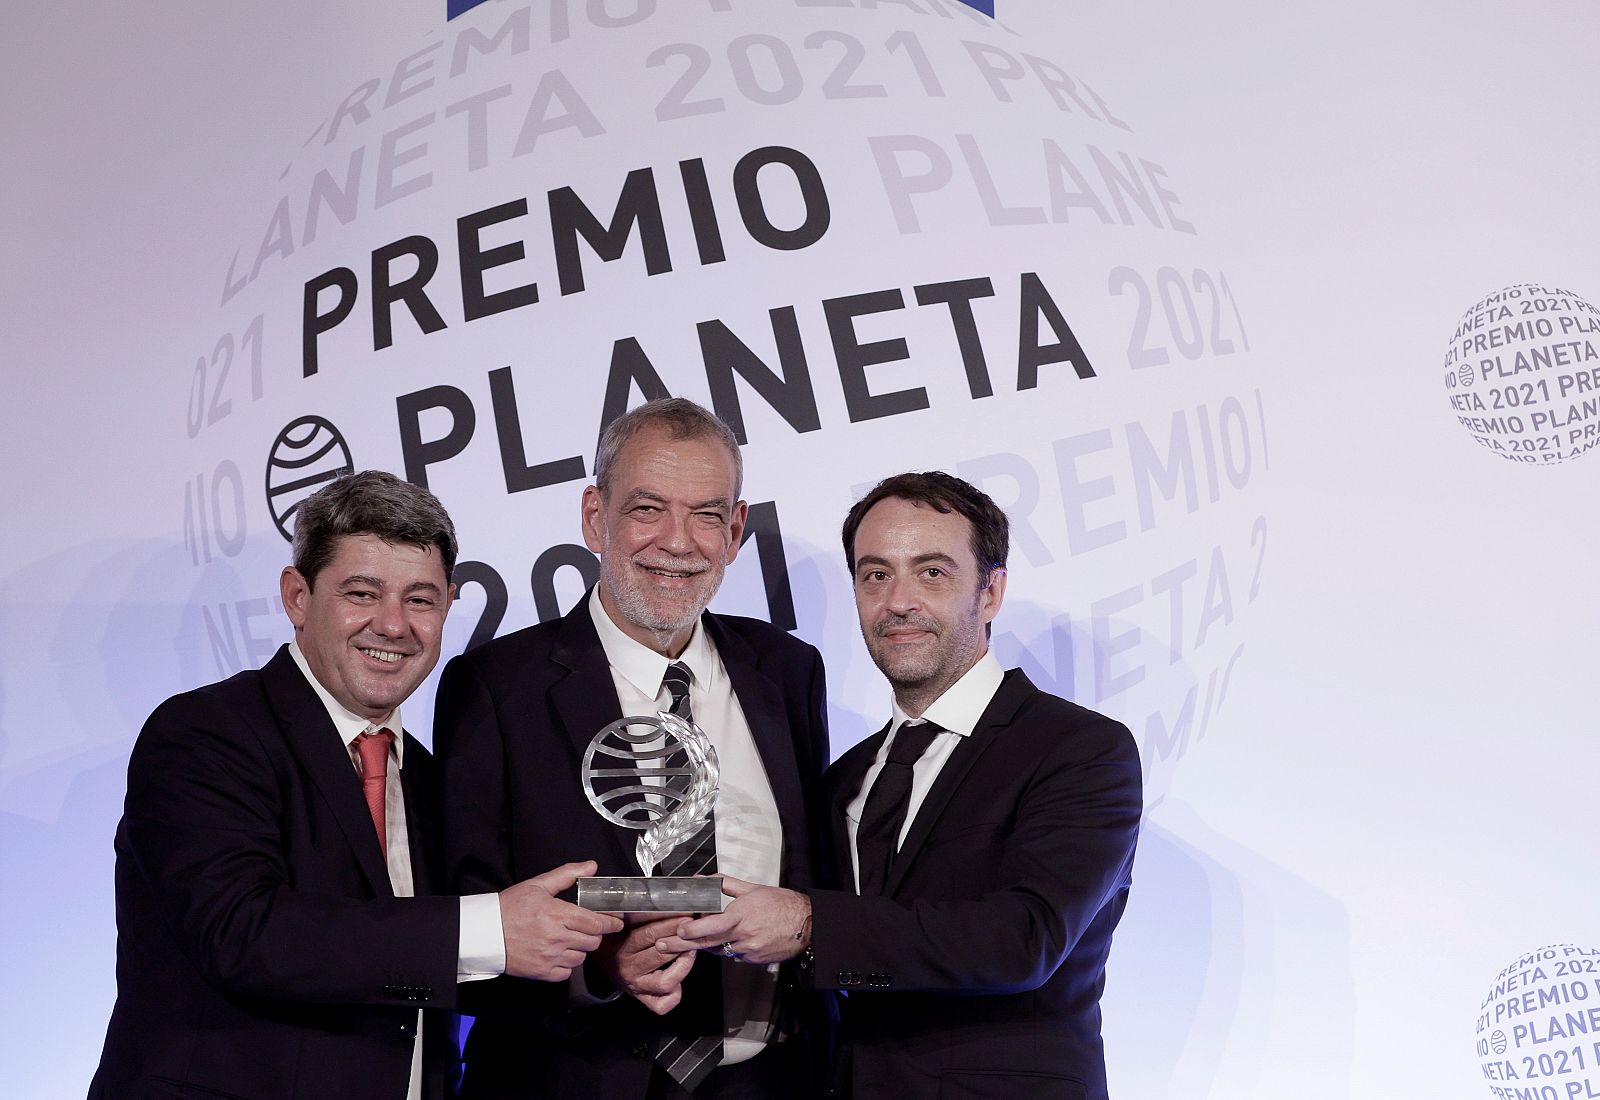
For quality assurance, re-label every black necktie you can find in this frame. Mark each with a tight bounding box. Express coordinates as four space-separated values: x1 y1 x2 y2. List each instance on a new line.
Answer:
856 721 942 896
653 660 723 1091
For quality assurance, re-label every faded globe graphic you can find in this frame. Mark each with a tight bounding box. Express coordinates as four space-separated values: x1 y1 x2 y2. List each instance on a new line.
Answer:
184 5 1270 817
1443 285 1600 464
1476 944 1600 1097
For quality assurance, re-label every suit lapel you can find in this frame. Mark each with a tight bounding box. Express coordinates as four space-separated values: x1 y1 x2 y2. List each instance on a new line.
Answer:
549 603 636 872
706 615 811 881
401 735 438 895
827 726 888 891
260 647 394 896
883 669 1033 898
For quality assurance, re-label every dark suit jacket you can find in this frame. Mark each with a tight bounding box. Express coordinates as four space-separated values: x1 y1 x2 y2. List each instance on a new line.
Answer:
90 645 460 1100
433 601 830 1098
807 669 1142 1100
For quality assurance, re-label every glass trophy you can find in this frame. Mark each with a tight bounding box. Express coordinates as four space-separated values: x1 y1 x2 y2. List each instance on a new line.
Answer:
575 711 724 913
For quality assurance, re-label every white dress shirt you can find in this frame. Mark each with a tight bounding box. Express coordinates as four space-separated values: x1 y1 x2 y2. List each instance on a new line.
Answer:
588 588 784 1066
288 643 505 1100
846 649 1006 893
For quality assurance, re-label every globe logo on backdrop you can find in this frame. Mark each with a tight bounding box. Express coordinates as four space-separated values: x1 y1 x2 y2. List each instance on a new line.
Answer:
1474 944 1600 1097
1443 285 1600 464
192 3 1270 820
265 416 354 540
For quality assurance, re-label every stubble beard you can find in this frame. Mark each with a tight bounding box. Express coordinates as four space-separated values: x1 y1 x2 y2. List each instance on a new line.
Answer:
866 612 947 691
866 592 987 709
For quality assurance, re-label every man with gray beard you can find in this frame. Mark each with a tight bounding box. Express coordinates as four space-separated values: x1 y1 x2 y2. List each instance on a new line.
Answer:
434 398 830 1099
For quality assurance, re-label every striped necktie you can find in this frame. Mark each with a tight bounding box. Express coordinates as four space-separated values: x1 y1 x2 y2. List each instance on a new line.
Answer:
653 661 723 1091
657 662 716 877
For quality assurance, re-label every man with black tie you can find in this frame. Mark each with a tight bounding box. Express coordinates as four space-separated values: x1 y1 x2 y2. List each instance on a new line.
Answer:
90 471 621 1100
663 471 1143 1100
434 398 830 1098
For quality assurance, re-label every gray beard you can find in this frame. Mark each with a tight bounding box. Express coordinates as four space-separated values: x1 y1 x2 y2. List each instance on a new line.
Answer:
600 546 723 637
609 576 707 634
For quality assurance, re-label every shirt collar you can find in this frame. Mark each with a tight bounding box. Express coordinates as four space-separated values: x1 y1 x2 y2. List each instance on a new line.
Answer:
287 641 404 765
889 649 1005 739
587 586 715 699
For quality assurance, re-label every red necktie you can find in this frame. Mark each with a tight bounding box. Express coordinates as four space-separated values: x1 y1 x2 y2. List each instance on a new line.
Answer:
355 728 394 851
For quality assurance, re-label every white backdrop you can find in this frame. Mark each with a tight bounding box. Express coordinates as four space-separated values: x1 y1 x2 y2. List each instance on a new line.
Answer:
5 2 1598 1097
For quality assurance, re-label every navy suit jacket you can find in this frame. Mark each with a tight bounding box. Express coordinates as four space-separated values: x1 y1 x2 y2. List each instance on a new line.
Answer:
90 646 460 1100
807 669 1142 1100
434 601 830 1098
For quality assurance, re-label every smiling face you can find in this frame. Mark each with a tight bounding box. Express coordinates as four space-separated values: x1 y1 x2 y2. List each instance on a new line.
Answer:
582 424 747 656
851 496 1006 715
279 533 453 722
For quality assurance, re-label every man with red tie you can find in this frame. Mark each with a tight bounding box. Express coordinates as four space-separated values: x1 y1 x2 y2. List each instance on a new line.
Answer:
663 471 1143 1100
89 471 620 1100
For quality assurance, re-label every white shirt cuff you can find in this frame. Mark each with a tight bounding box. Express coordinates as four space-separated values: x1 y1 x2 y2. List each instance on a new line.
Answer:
457 892 506 981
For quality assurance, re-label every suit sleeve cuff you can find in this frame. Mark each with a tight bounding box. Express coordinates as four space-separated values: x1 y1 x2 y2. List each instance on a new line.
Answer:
457 892 506 981
568 957 621 1005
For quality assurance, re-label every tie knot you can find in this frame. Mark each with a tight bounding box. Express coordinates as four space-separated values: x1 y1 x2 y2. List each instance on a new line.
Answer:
888 721 941 766
662 662 693 716
356 728 393 777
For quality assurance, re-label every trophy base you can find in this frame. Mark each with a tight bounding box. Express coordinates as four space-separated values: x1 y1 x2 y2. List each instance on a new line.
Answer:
576 875 725 914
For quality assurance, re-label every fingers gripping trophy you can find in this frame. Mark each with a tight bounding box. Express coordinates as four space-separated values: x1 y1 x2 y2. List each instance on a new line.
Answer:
577 710 723 913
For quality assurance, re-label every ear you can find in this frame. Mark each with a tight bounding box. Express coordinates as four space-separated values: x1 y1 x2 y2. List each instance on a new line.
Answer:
580 485 606 554
722 500 749 565
441 582 458 622
280 567 311 632
978 568 1007 626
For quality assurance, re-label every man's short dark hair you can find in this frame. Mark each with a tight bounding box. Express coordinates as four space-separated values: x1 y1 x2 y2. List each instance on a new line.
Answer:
841 471 1009 586
291 470 459 588
594 397 743 499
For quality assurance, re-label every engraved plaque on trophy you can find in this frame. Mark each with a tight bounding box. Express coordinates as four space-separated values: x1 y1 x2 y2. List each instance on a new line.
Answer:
575 711 724 913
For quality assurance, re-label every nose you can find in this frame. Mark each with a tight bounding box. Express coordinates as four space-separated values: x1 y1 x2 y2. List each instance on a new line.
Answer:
370 593 409 638
656 508 694 556
883 573 919 615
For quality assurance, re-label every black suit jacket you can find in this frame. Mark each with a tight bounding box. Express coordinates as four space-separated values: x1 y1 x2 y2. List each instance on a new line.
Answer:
433 600 830 1098
807 669 1142 1100
90 646 460 1100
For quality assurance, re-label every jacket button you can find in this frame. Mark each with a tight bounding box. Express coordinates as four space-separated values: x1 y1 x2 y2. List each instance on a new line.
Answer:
631 1043 650 1059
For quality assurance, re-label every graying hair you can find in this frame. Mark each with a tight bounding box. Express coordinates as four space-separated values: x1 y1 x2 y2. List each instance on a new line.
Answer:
291 470 459 588
593 397 743 499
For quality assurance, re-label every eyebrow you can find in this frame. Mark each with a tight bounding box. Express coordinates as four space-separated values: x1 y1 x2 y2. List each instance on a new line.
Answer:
854 552 961 571
336 574 442 596
620 489 731 511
